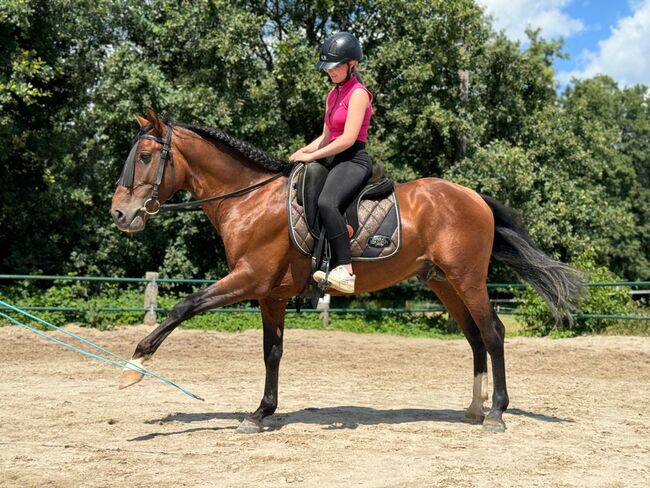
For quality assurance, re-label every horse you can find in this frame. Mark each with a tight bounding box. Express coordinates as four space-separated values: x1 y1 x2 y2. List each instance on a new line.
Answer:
110 108 583 433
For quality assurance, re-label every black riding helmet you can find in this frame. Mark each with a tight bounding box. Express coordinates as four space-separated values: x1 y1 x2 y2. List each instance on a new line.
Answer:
315 32 363 71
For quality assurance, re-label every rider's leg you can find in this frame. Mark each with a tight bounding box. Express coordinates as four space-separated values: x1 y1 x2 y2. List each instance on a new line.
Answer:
317 158 372 268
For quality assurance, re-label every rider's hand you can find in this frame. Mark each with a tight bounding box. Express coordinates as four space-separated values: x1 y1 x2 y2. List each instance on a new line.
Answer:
289 149 314 164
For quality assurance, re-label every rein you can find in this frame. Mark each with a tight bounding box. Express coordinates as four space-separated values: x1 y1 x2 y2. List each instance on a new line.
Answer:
157 171 287 213
120 122 289 215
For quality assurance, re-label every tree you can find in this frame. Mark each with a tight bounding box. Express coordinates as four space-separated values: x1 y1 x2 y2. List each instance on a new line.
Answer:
0 0 118 273
1 0 647 285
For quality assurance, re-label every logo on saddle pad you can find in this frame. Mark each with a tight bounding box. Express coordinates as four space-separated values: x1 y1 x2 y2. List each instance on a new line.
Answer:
368 235 392 248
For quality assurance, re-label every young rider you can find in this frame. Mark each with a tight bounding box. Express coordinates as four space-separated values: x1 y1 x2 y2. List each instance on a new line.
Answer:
289 32 373 294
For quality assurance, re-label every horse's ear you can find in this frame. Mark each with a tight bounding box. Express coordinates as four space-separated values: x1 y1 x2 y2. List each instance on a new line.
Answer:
144 107 163 136
134 113 149 128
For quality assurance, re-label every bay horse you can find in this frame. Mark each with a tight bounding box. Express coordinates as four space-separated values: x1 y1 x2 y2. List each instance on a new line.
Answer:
110 108 583 433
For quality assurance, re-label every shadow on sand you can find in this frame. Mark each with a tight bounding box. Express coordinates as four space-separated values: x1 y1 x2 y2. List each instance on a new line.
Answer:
128 405 573 441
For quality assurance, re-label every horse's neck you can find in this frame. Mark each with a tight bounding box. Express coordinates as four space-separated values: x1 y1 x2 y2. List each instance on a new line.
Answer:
177 132 274 202
175 130 285 252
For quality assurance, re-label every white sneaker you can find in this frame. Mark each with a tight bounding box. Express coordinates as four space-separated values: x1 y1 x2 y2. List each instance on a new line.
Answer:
313 265 356 294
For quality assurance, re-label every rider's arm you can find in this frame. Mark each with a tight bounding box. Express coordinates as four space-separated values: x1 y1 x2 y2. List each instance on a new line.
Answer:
289 100 331 160
304 88 369 161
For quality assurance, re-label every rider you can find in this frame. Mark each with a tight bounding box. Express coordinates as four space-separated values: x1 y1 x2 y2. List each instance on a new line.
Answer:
289 32 373 294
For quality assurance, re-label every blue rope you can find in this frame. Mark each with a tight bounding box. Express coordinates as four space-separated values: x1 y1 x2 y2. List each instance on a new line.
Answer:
1 300 138 364
0 300 203 401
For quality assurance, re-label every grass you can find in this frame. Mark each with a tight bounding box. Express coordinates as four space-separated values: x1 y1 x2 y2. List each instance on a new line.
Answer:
499 315 525 337
178 310 464 339
1 287 646 338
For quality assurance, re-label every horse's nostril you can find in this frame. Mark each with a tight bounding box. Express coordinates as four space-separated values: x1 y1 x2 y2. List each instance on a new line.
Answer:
114 208 126 223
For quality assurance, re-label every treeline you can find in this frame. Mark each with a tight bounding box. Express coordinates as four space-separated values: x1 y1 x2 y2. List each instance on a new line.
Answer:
1 0 648 284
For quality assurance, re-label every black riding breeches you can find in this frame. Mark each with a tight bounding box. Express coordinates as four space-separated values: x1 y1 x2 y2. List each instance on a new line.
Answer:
318 141 373 267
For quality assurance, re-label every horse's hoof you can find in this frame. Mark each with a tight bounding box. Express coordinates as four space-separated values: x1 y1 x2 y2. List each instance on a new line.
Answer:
236 418 263 434
465 408 486 423
482 412 506 432
119 369 144 390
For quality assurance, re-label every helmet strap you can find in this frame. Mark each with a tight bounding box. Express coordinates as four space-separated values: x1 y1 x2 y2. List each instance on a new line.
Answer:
336 62 354 86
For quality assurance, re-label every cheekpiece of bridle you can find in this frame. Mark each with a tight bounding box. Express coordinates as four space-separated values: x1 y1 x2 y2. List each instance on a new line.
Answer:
119 122 175 215
118 121 290 215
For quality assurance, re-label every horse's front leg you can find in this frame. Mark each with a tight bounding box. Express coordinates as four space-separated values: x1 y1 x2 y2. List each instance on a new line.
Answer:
237 297 287 434
119 271 255 389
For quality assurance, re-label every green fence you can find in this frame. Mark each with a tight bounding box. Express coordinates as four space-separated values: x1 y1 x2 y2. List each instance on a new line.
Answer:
1 273 649 321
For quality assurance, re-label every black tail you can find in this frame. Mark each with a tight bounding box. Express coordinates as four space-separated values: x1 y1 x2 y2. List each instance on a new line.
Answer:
481 195 585 324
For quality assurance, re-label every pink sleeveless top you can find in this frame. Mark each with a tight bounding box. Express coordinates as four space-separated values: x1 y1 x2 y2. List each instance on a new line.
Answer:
324 76 373 143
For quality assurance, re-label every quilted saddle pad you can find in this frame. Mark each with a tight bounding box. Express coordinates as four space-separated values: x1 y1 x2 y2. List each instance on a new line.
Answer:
286 164 402 261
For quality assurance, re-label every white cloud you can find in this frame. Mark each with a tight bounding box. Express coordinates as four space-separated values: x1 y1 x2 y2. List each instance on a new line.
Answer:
478 0 584 43
558 0 650 86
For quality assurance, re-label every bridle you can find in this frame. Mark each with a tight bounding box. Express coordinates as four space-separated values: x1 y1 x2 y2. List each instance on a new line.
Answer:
118 122 288 215
119 123 175 215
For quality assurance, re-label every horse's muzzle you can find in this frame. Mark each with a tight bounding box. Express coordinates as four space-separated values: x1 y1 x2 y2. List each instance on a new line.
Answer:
111 206 146 233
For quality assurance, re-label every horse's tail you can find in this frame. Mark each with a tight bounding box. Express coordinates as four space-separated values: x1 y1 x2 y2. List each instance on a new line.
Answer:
480 194 585 324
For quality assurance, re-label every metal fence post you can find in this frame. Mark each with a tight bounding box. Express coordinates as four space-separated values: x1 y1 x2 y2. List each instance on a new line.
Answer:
144 272 159 325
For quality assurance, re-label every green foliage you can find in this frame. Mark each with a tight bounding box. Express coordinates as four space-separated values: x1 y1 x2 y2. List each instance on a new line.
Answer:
180 310 454 338
515 249 648 336
446 76 650 281
1 276 645 337
0 1 648 337
560 76 650 279
1 281 145 330
1 280 453 337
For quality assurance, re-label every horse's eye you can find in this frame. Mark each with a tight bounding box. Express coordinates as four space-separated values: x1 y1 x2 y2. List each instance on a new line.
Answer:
140 152 152 163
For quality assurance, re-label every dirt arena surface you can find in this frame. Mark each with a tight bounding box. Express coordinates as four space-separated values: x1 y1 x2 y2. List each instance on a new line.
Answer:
0 324 648 488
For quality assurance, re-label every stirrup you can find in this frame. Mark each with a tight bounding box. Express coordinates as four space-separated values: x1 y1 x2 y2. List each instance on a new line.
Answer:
306 228 330 308
314 265 355 294
315 258 332 293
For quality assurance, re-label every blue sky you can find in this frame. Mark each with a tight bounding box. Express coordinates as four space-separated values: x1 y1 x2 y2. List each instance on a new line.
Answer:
478 0 650 88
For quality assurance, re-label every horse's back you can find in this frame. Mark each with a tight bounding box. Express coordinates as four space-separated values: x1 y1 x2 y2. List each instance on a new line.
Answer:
395 176 492 217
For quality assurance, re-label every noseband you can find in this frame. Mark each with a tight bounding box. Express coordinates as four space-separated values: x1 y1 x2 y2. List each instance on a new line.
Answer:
119 122 289 215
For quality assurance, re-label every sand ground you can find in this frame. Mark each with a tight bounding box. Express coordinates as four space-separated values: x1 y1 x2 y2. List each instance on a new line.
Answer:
0 324 648 487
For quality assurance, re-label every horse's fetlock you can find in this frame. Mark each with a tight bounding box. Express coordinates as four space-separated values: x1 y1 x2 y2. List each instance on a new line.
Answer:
261 396 277 414
492 393 509 411
134 343 151 357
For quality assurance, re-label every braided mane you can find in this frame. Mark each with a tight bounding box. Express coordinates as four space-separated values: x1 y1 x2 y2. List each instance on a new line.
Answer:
164 115 292 173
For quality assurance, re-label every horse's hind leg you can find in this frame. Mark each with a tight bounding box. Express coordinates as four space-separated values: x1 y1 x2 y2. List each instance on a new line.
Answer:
453 282 509 432
427 280 488 422
237 297 287 434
